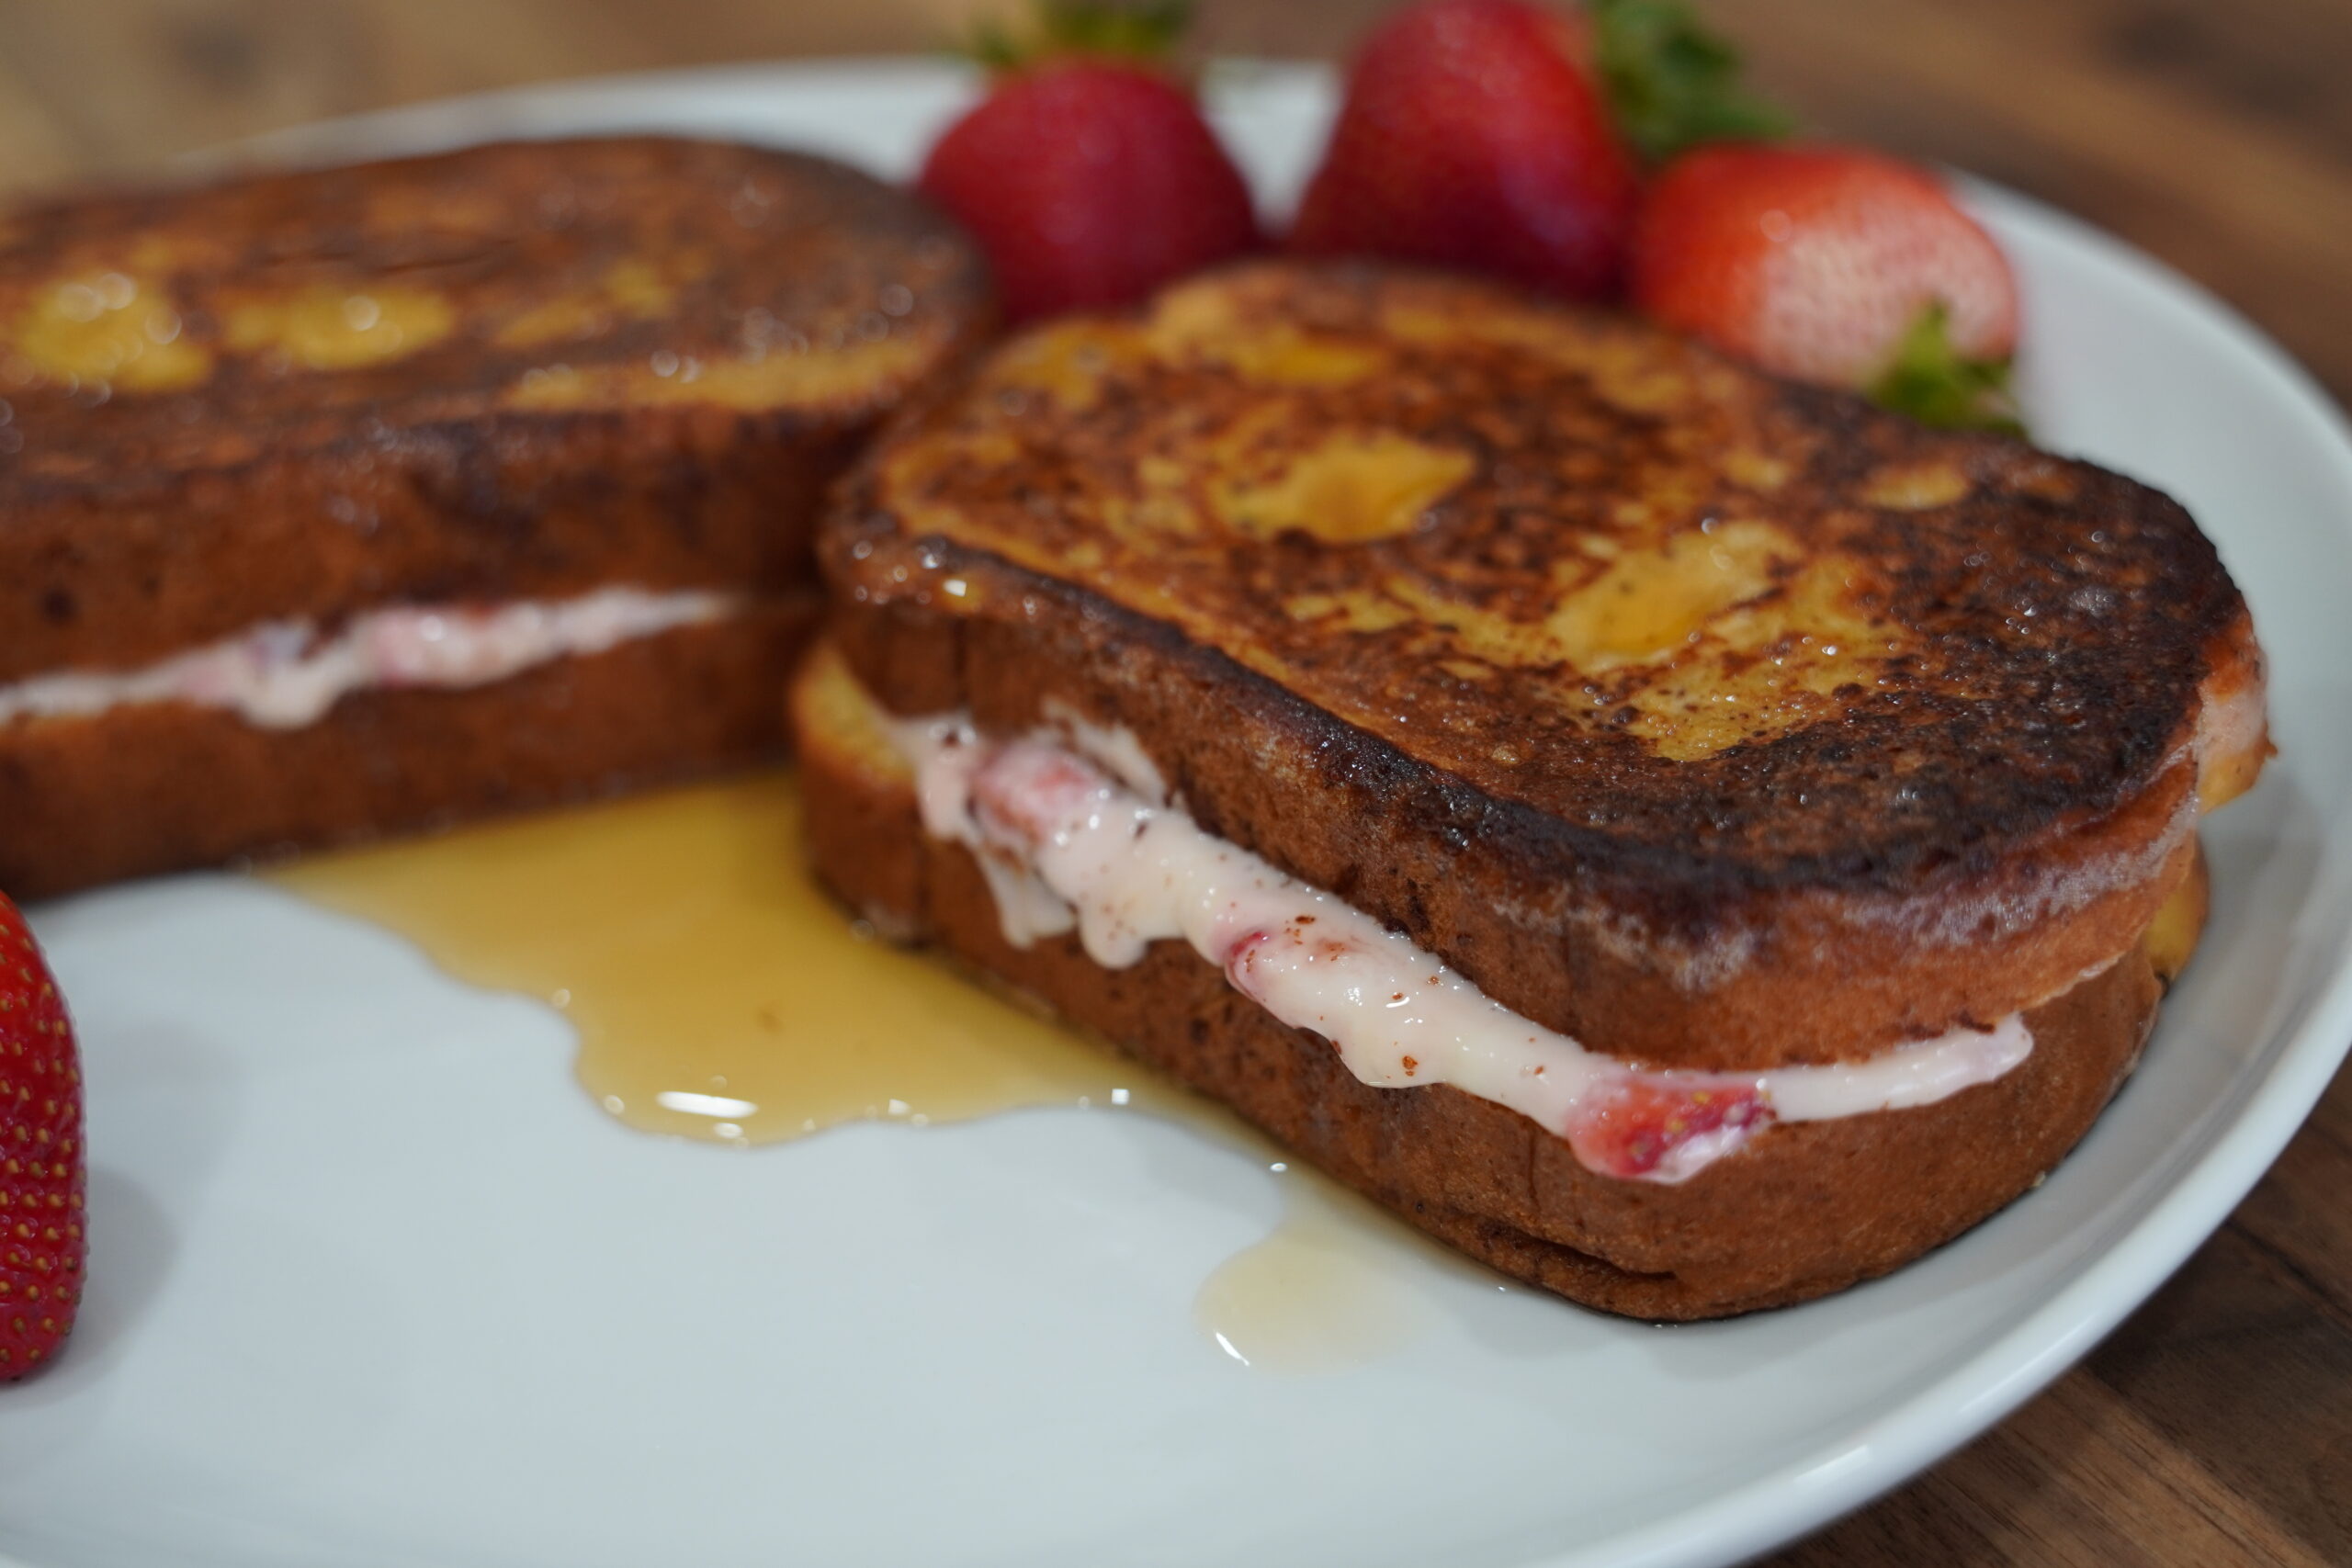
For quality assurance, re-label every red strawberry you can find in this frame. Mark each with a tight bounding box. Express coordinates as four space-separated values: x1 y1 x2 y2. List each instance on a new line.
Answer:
1566 1076 1770 1181
918 24 1261 326
0 895 85 1380
1287 0 1642 301
1630 143 2023 430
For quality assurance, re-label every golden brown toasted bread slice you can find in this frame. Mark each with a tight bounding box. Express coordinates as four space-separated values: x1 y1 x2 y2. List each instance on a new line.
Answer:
0 136 990 898
5 598 821 901
822 260 2267 1071
0 136 989 682
792 639 2179 1318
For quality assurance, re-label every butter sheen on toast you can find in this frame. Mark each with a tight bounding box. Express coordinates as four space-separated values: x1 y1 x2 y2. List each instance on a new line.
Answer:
0 136 992 898
803 260 2269 1318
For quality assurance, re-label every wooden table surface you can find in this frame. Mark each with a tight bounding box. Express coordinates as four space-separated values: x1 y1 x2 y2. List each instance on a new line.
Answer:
4 3 2347 1562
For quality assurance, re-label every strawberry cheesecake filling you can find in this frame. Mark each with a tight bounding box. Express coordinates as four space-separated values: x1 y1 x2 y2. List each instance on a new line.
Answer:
890 713 2039 1185
0 586 734 730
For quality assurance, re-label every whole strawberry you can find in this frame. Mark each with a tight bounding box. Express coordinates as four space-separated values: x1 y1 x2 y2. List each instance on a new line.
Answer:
0 895 85 1381
918 4 1260 324
1287 0 1641 300
1630 143 2023 431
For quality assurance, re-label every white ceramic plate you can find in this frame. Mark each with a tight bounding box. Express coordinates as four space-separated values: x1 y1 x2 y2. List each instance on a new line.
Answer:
6 61 2351 1568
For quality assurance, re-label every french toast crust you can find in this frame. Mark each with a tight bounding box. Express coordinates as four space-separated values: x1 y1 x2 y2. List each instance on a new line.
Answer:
2 407 861 682
821 259 2258 1065
792 654 2166 1320
825 576 2198 1068
0 137 993 680
828 260 2249 885
0 595 819 901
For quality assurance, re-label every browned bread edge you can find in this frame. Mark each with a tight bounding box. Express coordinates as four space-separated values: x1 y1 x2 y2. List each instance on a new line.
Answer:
825 582 2193 1072
0 137 997 680
6 407 861 684
792 646 2166 1320
827 259 2248 902
1 594 820 900
817 259 2253 1068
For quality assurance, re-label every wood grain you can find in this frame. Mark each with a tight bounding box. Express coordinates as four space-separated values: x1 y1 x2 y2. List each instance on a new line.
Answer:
2 3 2346 1562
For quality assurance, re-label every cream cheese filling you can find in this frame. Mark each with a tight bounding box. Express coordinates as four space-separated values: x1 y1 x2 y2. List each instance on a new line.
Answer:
888 711 2040 1186
0 586 735 730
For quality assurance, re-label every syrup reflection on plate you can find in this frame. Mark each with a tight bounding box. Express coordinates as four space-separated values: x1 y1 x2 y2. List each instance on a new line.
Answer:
268 770 1453 1372
1195 1162 1439 1371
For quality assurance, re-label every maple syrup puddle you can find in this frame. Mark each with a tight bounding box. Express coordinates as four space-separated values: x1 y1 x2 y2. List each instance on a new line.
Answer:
267 769 1443 1371
1195 1161 1442 1371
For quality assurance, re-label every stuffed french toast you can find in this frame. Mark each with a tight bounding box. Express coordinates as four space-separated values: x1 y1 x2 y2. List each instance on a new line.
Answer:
795 260 2267 1318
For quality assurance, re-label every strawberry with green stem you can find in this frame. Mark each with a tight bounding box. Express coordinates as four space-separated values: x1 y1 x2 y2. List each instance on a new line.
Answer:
1284 0 1785 301
919 1 1260 324
1287 0 1643 300
1630 141 2025 434
1287 1 2020 432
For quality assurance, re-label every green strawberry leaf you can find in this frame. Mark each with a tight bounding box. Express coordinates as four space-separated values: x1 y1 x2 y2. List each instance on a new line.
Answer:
1037 0 1191 59
1589 0 1792 164
964 0 1192 73
1868 301 2028 436
966 17 1029 73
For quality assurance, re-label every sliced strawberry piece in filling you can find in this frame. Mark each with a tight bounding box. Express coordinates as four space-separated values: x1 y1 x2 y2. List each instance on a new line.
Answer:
1566 1077 1774 1181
